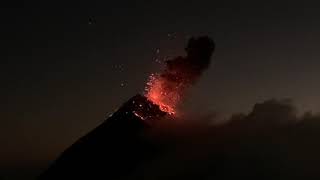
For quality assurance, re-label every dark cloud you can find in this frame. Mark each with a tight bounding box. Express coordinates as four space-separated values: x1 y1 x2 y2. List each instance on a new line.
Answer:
129 99 320 179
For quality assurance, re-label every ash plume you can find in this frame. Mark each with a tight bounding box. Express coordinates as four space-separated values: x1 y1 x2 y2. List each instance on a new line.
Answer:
145 36 215 115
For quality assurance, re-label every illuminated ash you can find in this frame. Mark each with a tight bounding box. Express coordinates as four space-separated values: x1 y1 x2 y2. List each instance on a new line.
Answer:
145 36 215 115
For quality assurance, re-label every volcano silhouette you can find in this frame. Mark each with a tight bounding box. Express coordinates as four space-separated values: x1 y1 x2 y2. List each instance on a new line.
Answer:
39 94 167 179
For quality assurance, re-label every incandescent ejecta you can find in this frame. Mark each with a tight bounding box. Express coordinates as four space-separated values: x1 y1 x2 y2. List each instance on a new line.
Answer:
145 36 215 116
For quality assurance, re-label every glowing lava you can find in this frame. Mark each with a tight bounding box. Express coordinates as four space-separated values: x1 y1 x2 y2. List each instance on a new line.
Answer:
144 73 184 115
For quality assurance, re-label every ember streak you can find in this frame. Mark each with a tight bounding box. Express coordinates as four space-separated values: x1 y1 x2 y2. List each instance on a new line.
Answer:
144 36 215 116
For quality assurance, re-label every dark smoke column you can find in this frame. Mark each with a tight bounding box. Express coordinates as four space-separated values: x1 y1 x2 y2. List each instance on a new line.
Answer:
39 36 215 180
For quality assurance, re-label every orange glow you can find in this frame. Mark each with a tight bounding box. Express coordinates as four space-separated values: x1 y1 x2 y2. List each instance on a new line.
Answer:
144 73 183 115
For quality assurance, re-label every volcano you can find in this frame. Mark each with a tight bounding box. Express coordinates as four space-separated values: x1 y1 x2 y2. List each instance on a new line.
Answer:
39 95 168 179
39 36 215 180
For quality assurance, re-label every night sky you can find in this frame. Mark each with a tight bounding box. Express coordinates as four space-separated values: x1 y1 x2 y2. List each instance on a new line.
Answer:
2 1 320 179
